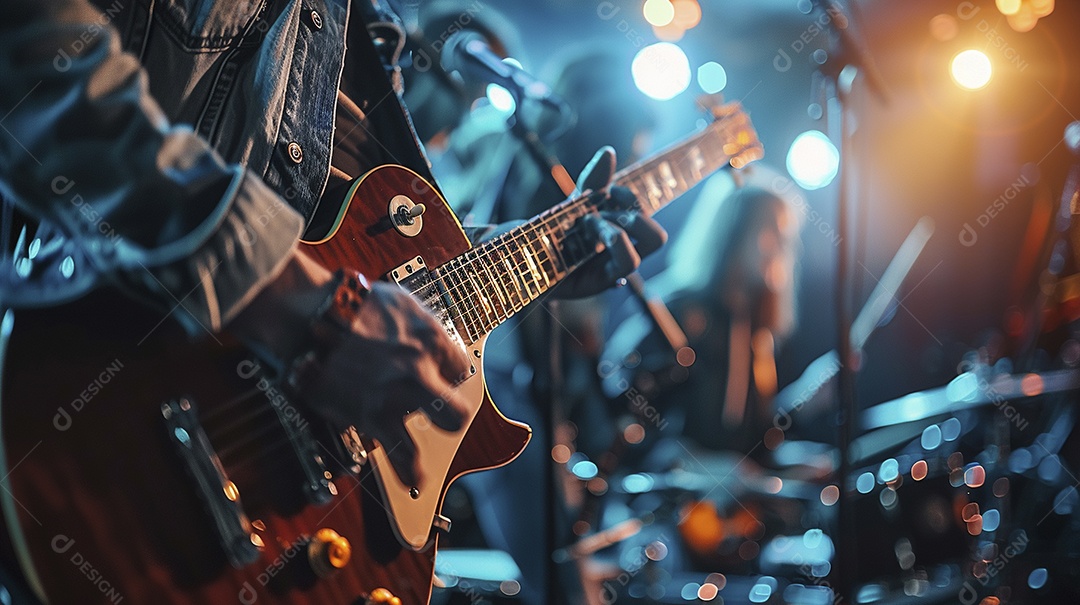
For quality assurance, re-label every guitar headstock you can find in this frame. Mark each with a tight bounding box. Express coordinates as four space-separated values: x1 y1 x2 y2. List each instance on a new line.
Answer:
696 94 765 170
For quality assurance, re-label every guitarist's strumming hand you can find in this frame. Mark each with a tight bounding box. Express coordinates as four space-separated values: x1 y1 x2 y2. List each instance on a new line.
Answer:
232 251 472 487
554 147 668 299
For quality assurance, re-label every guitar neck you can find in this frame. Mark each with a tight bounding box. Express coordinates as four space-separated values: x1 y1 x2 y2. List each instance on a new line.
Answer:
436 103 763 344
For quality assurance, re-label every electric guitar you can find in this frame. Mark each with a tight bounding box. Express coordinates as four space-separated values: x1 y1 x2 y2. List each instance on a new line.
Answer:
0 101 762 604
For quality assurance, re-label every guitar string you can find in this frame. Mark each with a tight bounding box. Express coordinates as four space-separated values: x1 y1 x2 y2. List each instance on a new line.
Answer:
428 115 735 324
431 118 731 312
416 208 580 338
432 138 719 338
430 150 702 340
438 208 586 339
412 119 739 339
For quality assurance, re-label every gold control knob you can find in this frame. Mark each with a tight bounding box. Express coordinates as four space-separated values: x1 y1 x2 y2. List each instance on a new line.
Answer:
366 587 402 605
307 528 351 578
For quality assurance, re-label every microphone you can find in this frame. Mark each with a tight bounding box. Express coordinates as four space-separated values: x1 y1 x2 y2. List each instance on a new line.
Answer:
440 30 566 110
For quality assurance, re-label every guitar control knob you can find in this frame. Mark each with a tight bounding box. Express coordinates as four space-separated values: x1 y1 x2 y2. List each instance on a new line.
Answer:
308 528 351 578
365 587 402 605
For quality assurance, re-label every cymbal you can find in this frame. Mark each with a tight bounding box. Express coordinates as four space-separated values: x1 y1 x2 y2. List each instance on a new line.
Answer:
860 368 1080 431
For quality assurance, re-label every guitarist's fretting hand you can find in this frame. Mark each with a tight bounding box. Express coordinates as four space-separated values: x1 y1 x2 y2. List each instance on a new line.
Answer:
554 147 668 299
233 251 471 487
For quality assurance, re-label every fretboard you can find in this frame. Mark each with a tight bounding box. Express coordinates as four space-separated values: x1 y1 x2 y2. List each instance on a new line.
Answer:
431 103 762 344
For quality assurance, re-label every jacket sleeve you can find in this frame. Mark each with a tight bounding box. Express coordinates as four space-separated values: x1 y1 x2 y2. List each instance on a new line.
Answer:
0 0 305 334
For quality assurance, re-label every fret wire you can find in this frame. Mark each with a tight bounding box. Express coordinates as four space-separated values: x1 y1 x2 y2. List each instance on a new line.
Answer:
477 247 508 319
493 245 521 313
456 211 571 309
440 195 601 332
466 246 497 333
428 118 743 341
455 255 486 341
437 227 540 328
481 245 512 315
491 244 522 312
516 226 545 297
444 256 479 342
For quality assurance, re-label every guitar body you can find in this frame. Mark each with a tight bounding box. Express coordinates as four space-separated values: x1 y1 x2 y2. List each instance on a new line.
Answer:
0 165 531 604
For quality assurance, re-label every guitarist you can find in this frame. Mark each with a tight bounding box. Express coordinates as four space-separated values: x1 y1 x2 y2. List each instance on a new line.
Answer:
0 0 665 601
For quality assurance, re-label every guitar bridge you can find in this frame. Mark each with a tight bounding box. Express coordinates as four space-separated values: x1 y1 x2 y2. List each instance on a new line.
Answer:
161 397 261 568
255 369 335 505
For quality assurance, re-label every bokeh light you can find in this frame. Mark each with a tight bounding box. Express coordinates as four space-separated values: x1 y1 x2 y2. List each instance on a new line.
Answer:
995 0 1021 15
786 130 840 190
697 61 728 94
486 83 516 113
1007 4 1036 31
632 42 692 100
643 0 675 27
929 14 959 41
1031 0 1055 17
951 50 992 90
672 0 702 29
820 485 840 506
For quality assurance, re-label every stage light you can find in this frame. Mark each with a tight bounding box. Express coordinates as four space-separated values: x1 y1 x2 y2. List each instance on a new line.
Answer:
486 83 516 113
951 49 992 90
643 0 675 27
697 61 727 94
632 42 691 100
785 130 839 190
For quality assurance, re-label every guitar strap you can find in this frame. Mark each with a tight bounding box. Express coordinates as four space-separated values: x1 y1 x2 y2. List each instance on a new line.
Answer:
307 1 444 239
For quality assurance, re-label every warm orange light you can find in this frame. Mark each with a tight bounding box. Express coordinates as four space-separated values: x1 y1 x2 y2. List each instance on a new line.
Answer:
1007 4 1038 32
679 500 725 554
995 0 1021 15
911 459 929 481
1031 0 1054 17
1021 372 1045 396
929 14 958 41
951 50 992 90
672 0 702 29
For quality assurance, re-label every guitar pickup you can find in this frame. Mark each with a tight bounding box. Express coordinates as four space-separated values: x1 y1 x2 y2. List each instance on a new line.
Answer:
254 366 335 505
161 397 261 568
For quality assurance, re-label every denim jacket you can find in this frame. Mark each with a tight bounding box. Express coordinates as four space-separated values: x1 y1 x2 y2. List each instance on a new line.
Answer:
0 0 414 334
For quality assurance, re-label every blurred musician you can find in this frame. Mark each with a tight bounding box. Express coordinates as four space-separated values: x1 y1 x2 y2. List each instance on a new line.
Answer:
602 176 803 462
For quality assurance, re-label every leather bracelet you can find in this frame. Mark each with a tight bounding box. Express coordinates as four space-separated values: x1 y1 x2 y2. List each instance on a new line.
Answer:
286 269 371 392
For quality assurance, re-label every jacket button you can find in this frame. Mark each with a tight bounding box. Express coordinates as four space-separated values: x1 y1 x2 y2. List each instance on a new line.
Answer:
307 9 323 30
287 142 304 164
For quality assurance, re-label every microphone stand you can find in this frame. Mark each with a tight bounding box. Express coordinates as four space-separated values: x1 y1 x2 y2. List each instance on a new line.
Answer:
809 0 889 600
505 99 577 605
